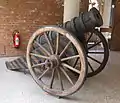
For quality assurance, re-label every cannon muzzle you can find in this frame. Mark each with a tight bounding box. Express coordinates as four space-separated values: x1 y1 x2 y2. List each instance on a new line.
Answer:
62 7 103 33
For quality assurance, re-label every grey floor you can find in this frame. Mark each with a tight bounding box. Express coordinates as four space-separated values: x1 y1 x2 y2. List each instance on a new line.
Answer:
0 51 120 103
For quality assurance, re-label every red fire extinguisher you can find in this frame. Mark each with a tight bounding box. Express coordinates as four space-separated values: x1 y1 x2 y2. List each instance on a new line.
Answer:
13 30 20 48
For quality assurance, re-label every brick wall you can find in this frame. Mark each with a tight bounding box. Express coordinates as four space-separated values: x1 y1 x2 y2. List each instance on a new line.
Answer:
0 0 63 56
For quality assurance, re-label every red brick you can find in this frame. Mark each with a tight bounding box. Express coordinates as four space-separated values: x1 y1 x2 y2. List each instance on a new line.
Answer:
0 0 63 56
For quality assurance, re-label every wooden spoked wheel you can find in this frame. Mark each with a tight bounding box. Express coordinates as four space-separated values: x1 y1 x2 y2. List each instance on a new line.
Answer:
86 29 109 77
26 26 87 97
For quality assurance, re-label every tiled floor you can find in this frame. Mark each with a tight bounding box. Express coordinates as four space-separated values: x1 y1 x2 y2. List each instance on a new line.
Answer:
0 51 120 103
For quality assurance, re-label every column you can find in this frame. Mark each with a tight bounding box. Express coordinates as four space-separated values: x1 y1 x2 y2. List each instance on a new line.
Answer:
103 0 112 27
63 0 80 23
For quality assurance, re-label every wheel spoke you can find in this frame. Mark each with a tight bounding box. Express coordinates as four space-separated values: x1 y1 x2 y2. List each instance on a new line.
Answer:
88 61 95 72
50 68 56 89
30 53 49 59
55 33 60 55
32 62 46 68
59 41 71 57
86 32 93 43
61 55 79 61
60 67 74 85
45 33 54 54
62 63 80 74
57 69 64 91
88 51 104 54
34 41 50 56
87 55 102 64
88 41 102 50
38 68 50 79
47 31 52 40
31 55 39 64
73 58 79 68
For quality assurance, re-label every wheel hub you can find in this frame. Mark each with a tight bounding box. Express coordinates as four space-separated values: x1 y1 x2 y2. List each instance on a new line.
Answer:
45 55 61 69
